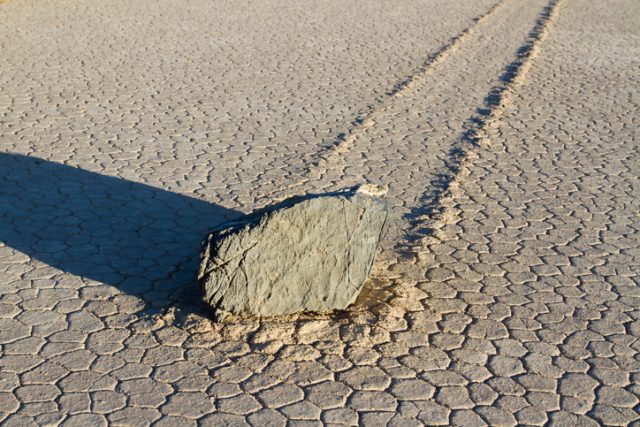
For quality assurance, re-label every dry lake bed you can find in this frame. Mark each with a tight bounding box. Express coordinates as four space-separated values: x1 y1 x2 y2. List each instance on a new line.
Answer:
0 0 638 425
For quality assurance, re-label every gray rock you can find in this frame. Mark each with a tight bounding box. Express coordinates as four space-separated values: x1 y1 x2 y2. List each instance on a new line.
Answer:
198 185 389 320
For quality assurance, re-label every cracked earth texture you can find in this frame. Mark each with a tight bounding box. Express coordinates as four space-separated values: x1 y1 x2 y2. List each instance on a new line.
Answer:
1 0 638 425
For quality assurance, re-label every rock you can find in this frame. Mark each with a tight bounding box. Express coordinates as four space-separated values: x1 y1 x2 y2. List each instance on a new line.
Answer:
198 185 389 320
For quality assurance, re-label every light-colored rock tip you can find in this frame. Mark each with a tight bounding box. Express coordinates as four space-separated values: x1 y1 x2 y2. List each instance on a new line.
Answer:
356 183 388 197
198 186 389 320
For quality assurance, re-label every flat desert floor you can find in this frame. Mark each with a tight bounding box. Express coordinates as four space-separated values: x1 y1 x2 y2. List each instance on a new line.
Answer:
0 0 638 425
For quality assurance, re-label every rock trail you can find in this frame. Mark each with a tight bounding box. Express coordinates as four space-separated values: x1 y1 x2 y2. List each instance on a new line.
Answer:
258 0 557 248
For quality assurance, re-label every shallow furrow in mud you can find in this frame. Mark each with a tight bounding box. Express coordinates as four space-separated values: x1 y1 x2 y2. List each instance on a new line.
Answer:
257 0 557 256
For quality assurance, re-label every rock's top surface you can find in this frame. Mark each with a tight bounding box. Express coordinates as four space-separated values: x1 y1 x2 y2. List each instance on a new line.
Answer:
198 186 389 320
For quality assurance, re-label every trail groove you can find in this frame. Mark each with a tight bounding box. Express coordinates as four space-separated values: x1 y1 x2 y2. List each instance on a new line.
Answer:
255 0 508 201
309 0 507 163
400 0 564 253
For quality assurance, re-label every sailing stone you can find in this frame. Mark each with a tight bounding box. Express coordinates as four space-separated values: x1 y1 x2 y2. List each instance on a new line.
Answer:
198 185 389 320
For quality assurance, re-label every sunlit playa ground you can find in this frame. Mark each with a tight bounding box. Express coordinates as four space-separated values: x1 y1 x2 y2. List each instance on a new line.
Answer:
0 0 638 425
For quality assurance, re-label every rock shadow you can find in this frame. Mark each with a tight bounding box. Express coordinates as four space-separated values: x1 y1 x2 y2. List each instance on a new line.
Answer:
0 153 242 316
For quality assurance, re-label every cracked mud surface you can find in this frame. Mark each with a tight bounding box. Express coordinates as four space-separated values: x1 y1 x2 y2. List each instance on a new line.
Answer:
1 0 638 425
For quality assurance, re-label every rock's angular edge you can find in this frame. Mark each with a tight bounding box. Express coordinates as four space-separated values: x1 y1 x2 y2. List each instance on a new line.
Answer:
198 185 389 320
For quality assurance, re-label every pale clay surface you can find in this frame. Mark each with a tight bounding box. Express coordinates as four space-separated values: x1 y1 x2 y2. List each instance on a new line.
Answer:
0 0 639 425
